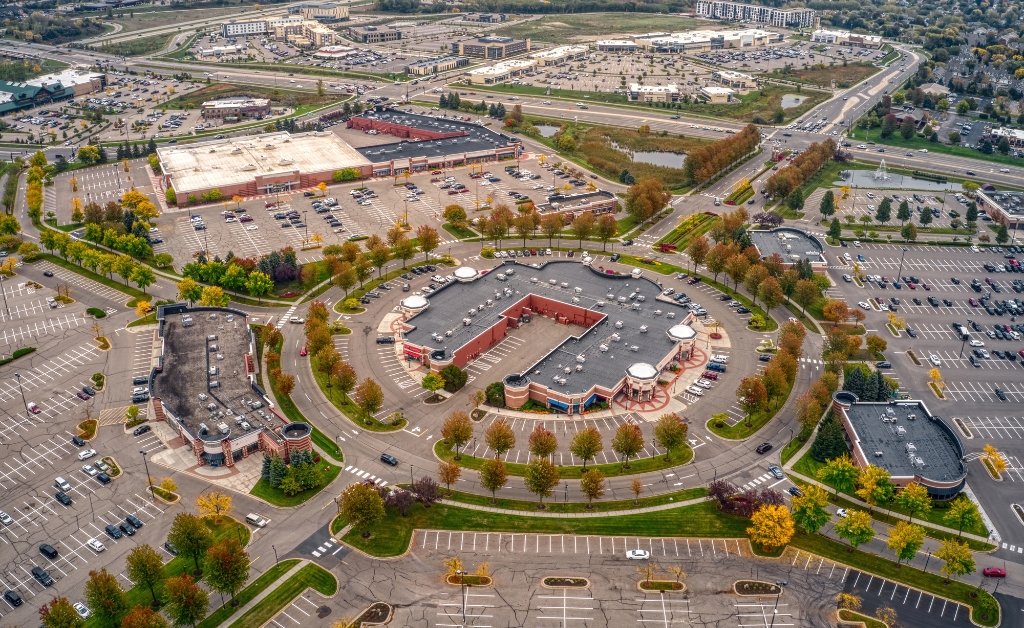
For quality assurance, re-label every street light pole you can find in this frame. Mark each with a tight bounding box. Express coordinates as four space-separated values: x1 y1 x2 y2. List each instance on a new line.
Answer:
272 544 279 564
0 274 10 319
14 372 28 418
896 246 908 283
141 450 154 502
768 581 787 628
457 570 466 623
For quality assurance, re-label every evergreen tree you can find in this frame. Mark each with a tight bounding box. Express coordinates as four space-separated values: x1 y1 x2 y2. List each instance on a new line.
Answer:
132 143 141 159
116 144 125 160
843 367 866 398
147 138 157 155
828 217 842 239
863 369 879 401
876 198 891 223
261 454 272 483
997 223 1009 244
877 372 892 400
268 455 287 488
488 103 497 117
810 414 849 461
496 103 506 118
439 93 449 108
897 200 911 224
98 146 108 163
966 202 978 223
819 190 835 217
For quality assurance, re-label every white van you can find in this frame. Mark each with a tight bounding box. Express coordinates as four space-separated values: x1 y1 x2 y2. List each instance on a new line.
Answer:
630 268 643 279
245 513 268 527
710 354 729 364
1000 168 1010 173
54 477 71 492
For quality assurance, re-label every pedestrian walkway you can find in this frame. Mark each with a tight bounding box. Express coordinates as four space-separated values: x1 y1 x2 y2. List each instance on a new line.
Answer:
207 559 308 627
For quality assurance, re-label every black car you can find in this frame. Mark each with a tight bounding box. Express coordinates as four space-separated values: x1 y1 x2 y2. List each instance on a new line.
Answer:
736 307 751 314
119 522 135 536
995 388 1007 401
610 253 620 262
105 524 122 539
82 386 96 397
787 486 804 497
133 424 151 436
164 541 179 555
133 376 149 385
719 294 732 301
401 273 413 280
43 270 54 277
31 567 53 587
72 435 85 447
622 239 633 246
4 589 22 606
126 515 143 529
970 356 981 367
758 354 772 362
96 473 111 485
376 336 395 344
40 543 58 559
906 328 917 338
133 393 149 403
951 277 961 284
380 453 399 466
755 442 772 454
55 491 72 506
876 361 892 369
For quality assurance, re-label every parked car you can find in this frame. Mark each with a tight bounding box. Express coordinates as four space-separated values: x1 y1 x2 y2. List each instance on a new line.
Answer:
626 549 650 560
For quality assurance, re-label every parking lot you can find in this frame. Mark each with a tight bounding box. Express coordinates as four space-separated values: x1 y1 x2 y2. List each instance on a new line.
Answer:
827 240 1024 558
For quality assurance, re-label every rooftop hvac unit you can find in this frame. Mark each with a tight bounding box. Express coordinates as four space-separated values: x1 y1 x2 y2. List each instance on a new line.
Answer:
207 335 218 341
549 279 557 285
914 456 925 467
611 333 621 342
895 426 907 437
207 403 217 411
564 367 572 374
576 364 583 372
599 344 609 352
874 451 884 457
615 320 624 329
596 301 606 308
486 299 493 307
479 304 486 311
576 354 586 363
445 330 453 337
667 312 676 319
631 303 641 311
654 310 662 316
469 308 477 316
572 297 580 304
463 318 472 326
199 423 209 434
908 413 916 420
639 325 648 333
607 293 615 299
209 380 220 388
886 407 896 416
574 287 583 294
217 422 230 434
630 345 640 352
531 277 539 283
558 378 567 385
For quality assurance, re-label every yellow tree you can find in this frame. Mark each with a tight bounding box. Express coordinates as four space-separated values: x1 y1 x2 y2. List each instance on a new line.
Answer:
983 444 1008 476
122 158 130 173
928 368 945 392
232 195 243 209
70 176 78 192
747 504 795 552
317 182 328 196
310 233 323 247
196 491 232 523
855 464 893 512
135 300 152 317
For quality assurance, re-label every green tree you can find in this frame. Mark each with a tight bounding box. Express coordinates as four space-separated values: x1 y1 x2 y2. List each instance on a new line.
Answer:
816 453 860 499
935 538 976 581
441 410 473 459
167 512 214 576
569 425 603 469
997 223 1009 245
894 482 932 523
901 222 917 242
897 200 911 224
828 217 842 239
125 544 166 609
791 484 831 534
421 372 445 397
787 188 804 211
834 509 876 550
943 495 981 537
855 464 894 512
176 277 202 305
876 198 891 223
132 266 156 293
819 190 835 217
339 481 386 537
84 568 129 628
479 458 508 504
354 377 384 420
164 574 209 628
39 596 84 628
524 457 560 507
611 421 644 468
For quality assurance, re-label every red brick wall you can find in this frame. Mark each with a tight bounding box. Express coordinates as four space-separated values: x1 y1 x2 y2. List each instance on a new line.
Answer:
451 318 509 367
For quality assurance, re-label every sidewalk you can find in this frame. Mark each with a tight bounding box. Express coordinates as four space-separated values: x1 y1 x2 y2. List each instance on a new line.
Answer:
207 559 307 627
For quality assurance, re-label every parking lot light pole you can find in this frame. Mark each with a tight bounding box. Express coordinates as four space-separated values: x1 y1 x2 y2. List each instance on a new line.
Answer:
14 372 27 417
0 274 10 319
896 246 909 283
457 570 466 623
768 581 787 628
272 544 278 564
141 450 154 502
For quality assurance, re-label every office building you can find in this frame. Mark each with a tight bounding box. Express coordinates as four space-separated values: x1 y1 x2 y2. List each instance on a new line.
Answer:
696 1 815 28
628 83 680 103
405 55 470 76
452 35 531 59
810 29 882 48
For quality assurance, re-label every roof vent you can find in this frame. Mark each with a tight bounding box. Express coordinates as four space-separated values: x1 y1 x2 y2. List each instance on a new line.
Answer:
576 354 586 363
575 364 583 372
614 320 623 329
599 344 609 352
639 325 648 333
611 333 621 342
564 366 572 374
895 426 907 437
629 345 639 352
874 451 884 457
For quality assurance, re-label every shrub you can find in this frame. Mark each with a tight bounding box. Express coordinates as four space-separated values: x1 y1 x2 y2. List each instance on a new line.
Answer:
485 381 505 407
87 307 106 318
440 364 468 392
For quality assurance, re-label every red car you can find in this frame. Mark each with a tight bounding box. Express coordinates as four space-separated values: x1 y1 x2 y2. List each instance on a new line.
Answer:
922 283 931 290
982 567 1006 577
300 346 308 356
76 391 90 401
701 371 719 380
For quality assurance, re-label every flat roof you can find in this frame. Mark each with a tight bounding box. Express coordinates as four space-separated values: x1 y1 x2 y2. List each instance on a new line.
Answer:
702 86 735 94
636 28 774 45
714 70 754 80
26 69 104 88
630 83 679 93
404 260 696 396
155 310 284 442
981 190 1024 218
467 59 536 75
843 400 966 483
597 40 637 46
157 131 371 196
747 228 825 265
201 98 268 109
353 111 517 162
529 45 587 59
407 55 468 69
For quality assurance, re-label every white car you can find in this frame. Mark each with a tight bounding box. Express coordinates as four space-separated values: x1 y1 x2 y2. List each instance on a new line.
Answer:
858 301 871 310
969 339 985 347
710 354 728 363
929 355 942 366
0 510 12 526
694 379 712 388
843 274 852 282
74 602 91 619
685 386 704 396
626 549 650 560
225 217 237 223
836 508 849 518
82 464 98 476
86 538 106 552
978 349 990 358
542 100 551 105
77 449 97 461
246 225 258 231
289 317 305 324
843 253 852 261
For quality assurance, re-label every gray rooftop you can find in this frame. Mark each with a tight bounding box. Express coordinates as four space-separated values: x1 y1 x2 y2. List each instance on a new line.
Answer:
747 227 825 264
985 190 1024 218
354 110 518 162
155 310 283 443
404 260 696 396
844 400 966 484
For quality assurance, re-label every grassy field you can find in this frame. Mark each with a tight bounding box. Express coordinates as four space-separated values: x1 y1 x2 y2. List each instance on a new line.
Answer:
434 439 693 479
849 125 1024 167
249 457 342 507
310 352 406 432
438 486 706 513
197 559 299 628
106 3 268 33
707 377 795 439
492 13 701 42
768 62 879 89
333 501 999 626
568 124 709 189
679 84 829 124
98 33 175 57
227 563 337 628
162 83 343 111
82 517 250 628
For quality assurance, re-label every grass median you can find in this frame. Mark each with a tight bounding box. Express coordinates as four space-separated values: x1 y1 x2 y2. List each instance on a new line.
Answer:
434 439 692 479
706 377 795 440
227 563 337 628
249 458 342 508
437 486 706 513
196 559 299 628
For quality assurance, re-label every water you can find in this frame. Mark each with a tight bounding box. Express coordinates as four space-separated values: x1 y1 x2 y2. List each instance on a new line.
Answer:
781 94 808 109
837 170 965 192
535 124 560 138
609 141 686 169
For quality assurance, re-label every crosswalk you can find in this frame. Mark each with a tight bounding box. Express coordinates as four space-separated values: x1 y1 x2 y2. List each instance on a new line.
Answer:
276 305 298 328
342 464 388 487
740 472 779 491
311 537 341 558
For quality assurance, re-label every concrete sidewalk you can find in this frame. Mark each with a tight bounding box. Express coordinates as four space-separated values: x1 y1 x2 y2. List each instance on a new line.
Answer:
208 558 308 627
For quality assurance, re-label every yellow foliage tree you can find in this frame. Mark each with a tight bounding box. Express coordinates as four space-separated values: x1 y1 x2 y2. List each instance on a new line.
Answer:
135 300 152 317
746 504 795 552
196 491 232 523
983 444 1008 475
928 368 944 391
